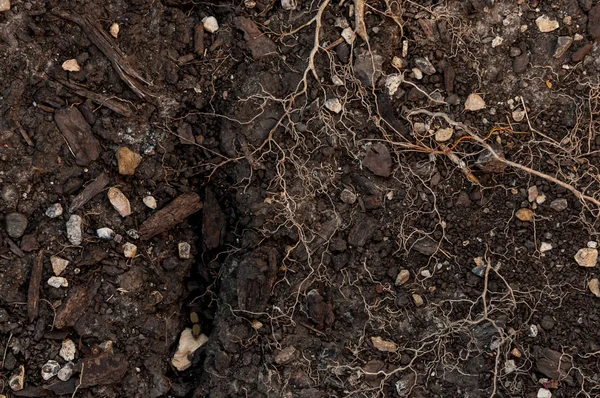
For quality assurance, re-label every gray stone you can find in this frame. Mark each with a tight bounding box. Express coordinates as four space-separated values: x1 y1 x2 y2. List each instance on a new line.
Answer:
1 184 19 208
66 215 83 246
6 212 28 238
353 50 383 87
363 143 392 177
549 198 568 211
347 216 376 247
476 149 507 173
414 57 436 75
554 36 573 58
45 203 64 218
340 188 357 204
58 362 74 381
513 53 529 73
541 315 555 330
41 360 61 380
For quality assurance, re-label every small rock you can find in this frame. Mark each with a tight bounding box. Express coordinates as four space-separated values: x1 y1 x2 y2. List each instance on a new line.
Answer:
588 278 600 297
178 242 191 259
123 242 137 258
371 336 397 352
58 362 74 381
341 27 355 44
6 212 28 238
251 320 264 330
588 241 598 248
464 93 486 111
66 215 83 245
434 127 453 142
391 56 407 69
535 16 559 32
143 196 157 209
509 47 522 57
549 198 567 211
412 294 424 307
274 346 298 365
46 203 64 218
62 59 81 72
108 187 132 217
536 194 546 204
60 339 77 361
471 265 486 277
202 16 219 33
491 36 503 48
331 75 344 86
324 98 342 113
385 74 403 96
511 347 522 358
574 248 598 267
109 23 119 38
504 359 516 375
41 360 61 380
281 0 296 10
553 36 573 58
512 109 526 122
529 324 539 337
528 186 539 202
513 53 529 73
541 315 555 330
589 4 600 39
539 242 552 253
116 147 142 176
171 328 208 371
537 388 552 398
340 188 357 204
353 50 383 87
363 143 392 177
9 365 24 391
414 57 436 75
48 276 69 288
97 227 115 240
50 256 69 276
395 269 410 286
420 270 431 278
516 208 534 222
0 0 9 11
574 33 583 41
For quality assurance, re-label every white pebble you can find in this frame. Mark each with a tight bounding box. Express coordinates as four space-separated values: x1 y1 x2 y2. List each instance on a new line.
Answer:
324 98 342 113
341 27 355 44
41 360 61 380
587 241 598 248
179 242 191 259
58 362 74 381
97 227 115 239
539 242 552 253
123 242 137 258
48 277 68 288
60 339 76 361
202 16 219 33
66 215 83 246
537 388 552 398
45 203 63 218
143 196 157 209
50 256 69 276
491 36 503 48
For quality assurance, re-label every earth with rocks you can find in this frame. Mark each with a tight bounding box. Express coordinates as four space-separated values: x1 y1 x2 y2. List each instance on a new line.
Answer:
2 0 600 397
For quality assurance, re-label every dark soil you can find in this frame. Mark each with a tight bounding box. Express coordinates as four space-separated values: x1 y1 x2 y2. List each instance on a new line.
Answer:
2 0 600 397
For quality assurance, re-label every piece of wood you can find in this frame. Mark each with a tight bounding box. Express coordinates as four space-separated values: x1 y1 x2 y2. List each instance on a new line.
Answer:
74 353 128 388
54 107 102 166
56 79 133 117
69 172 110 213
27 250 44 322
194 24 204 55
55 281 101 329
2 232 25 257
139 193 203 240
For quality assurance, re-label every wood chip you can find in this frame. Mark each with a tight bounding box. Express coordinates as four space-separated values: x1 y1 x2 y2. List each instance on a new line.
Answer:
27 250 44 322
55 282 101 329
139 193 203 240
54 107 102 166
69 173 110 213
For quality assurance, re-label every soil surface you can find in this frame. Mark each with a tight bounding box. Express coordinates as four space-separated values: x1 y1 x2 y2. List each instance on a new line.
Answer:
2 0 600 397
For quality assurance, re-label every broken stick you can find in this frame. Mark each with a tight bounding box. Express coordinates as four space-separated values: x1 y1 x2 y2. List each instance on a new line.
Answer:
140 193 203 240
27 250 44 322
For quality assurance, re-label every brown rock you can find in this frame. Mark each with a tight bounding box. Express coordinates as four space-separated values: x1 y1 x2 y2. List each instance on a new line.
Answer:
589 4 600 40
306 289 335 329
233 17 277 59
0 0 10 12
347 215 376 247
363 143 392 177
535 347 573 381
55 282 101 329
516 208 534 222
54 108 102 166
274 346 297 365
574 248 598 267
107 187 132 217
572 42 594 62
116 147 142 175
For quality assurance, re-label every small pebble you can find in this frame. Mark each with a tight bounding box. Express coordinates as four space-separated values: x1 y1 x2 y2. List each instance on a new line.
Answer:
325 98 342 113
108 187 132 217
116 146 142 176
45 203 63 218
549 198 568 211
504 359 516 374
41 360 60 381
516 208 534 222
434 127 453 142
539 242 552 253
528 186 539 202
340 188 357 204
179 242 191 259
123 242 137 258
541 315 555 330
529 324 538 337
537 388 552 398
371 336 397 352
97 227 115 240
62 59 80 72
50 256 69 276
589 278 600 297
574 248 598 267
341 27 355 44
48 276 68 288
57 362 74 381
491 36 503 48
9 365 24 391
0 0 10 12
395 269 410 285
202 16 219 33
110 23 119 38
66 215 83 246
535 16 559 32
412 294 424 307
6 212 28 239
60 339 77 361
143 196 157 209
464 93 486 111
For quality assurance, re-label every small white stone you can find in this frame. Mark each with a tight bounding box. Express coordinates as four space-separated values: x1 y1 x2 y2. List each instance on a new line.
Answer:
575 248 598 267
528 186 539 202
520 24 528 33
9 365 24 391
491 36 503 48
109 23 119 38
171 328 209 371
46 203 63 218
539 242 552 253
281 0 296 10
420 270 432 278
62 59 80 72
202 16 219 33
108 187 132 217
60 339 76 361
0 0 10 12
504 359 516 375
341 27 355 44
413 122 426 133
97 227 115 239
537 388 552 398
57 362 74 381
50 256 69 276
179 242 191 259
435 127 453 142
536 194 546 204
464 93 486 111
123 242 137 258
41 360 61 381
411 67 423 80
512 109 526 122
529 324 538 337
385 74 403 96
395 269 410 286
48 276 68 288
66 215 83 246
587 241 597 248
127 229 140 239
535 16 559 33
324 98 342 113
574 33 583 41
332 75 344 86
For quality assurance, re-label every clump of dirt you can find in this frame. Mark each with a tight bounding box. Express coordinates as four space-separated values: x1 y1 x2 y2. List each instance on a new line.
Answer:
2 0 600 397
